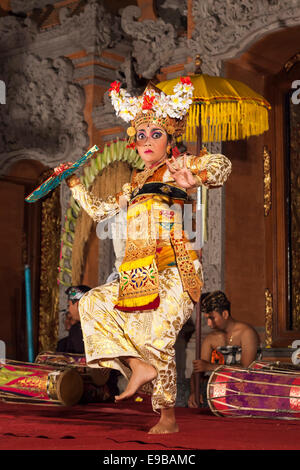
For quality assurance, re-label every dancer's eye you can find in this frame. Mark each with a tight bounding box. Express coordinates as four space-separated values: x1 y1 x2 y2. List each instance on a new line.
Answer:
137 132 146 140
152 131 163 139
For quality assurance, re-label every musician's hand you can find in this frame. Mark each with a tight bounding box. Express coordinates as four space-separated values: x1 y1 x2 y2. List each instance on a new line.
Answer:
188 392 198 408
193 359 211 373
166 155 197 189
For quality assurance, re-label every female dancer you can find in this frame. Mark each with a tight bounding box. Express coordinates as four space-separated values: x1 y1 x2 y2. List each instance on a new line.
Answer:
66 78 231 433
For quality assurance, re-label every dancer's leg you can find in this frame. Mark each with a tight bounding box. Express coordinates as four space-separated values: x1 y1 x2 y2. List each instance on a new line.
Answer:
148 408 178 434
115 356 157 401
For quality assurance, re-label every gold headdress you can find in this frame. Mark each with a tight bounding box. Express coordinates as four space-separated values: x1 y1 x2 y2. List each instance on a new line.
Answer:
109 77 194 140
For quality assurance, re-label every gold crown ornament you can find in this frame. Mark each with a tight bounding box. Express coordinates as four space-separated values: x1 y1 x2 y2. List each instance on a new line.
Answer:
108 78 194 139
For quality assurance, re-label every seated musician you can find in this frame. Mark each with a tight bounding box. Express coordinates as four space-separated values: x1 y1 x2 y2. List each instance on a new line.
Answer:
188 290 261 408
57 285 91 354
57 284 119 401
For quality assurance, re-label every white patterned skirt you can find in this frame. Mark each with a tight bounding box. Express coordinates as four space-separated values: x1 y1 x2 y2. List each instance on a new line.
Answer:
78 263 197 411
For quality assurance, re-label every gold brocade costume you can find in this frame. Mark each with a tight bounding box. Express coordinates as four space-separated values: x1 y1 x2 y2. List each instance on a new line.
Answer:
70 152 231 411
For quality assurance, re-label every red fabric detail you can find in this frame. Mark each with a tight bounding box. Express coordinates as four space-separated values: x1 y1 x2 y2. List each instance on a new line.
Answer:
199 169 208 183
211 349 225 365
114 296 160 312
172 146 180 158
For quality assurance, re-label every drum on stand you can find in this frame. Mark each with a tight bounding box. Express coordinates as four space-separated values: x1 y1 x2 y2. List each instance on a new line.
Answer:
0 359 83 406
207 362 300 419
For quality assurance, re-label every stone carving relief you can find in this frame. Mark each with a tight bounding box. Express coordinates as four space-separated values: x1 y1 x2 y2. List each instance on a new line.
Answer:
11 0 57 13
189 0 300 76
0 53 88 175
116 55 145 94
92 91 125 132
156 0 187 31
0 15 38 54
0 0 122 57
57 0 122 55
121 5 177 79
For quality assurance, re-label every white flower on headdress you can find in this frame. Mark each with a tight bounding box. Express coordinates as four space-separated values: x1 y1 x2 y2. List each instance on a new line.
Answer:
109 77 194 123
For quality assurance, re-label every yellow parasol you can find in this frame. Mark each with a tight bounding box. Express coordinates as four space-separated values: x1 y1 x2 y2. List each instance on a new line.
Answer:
157 73 271 143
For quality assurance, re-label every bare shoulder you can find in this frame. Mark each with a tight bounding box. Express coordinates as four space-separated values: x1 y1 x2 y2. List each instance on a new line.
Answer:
204 330 227 349
236 321 260 341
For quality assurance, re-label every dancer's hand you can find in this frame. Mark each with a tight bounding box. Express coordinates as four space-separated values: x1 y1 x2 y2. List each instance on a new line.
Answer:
65 175 81 188
166 155 197 189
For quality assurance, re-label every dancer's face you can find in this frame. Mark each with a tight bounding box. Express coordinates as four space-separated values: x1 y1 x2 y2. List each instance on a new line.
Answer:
136 123 168 168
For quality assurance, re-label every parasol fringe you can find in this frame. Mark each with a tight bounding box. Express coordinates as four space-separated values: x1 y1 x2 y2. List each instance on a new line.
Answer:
184 101 269 143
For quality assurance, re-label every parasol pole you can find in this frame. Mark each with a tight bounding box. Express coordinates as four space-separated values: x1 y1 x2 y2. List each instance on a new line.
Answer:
194 55 203 408
195 111 203 408
24 264 34 362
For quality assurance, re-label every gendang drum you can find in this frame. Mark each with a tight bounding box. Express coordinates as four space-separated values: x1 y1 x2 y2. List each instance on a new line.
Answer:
35 351 110 386
207 363 300 419
251 360 300 373
0 359 83 406
35 351 112 402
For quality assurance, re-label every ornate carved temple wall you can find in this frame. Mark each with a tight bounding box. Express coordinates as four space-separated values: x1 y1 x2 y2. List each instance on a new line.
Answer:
1 0 300 362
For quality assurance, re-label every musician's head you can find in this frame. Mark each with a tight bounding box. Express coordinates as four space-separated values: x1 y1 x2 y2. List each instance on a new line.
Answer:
65 285 91 322
201 291 231 330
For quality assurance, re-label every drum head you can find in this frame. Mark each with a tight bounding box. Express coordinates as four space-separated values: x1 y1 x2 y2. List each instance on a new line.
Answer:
56 369 84 406
89 368 110 386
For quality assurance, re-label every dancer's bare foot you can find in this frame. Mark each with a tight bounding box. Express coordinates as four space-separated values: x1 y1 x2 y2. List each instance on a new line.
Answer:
115 357 157 402
148 408 179 434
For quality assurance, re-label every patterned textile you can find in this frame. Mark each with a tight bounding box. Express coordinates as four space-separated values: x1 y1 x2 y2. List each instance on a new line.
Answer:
211 346 263 366
79 262 198 411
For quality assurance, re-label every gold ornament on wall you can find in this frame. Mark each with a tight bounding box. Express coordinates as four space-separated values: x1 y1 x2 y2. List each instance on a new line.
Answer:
289 99 300 330
284 52 300 73
38 170 61 352
263 146 272 217
265 288 273 348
